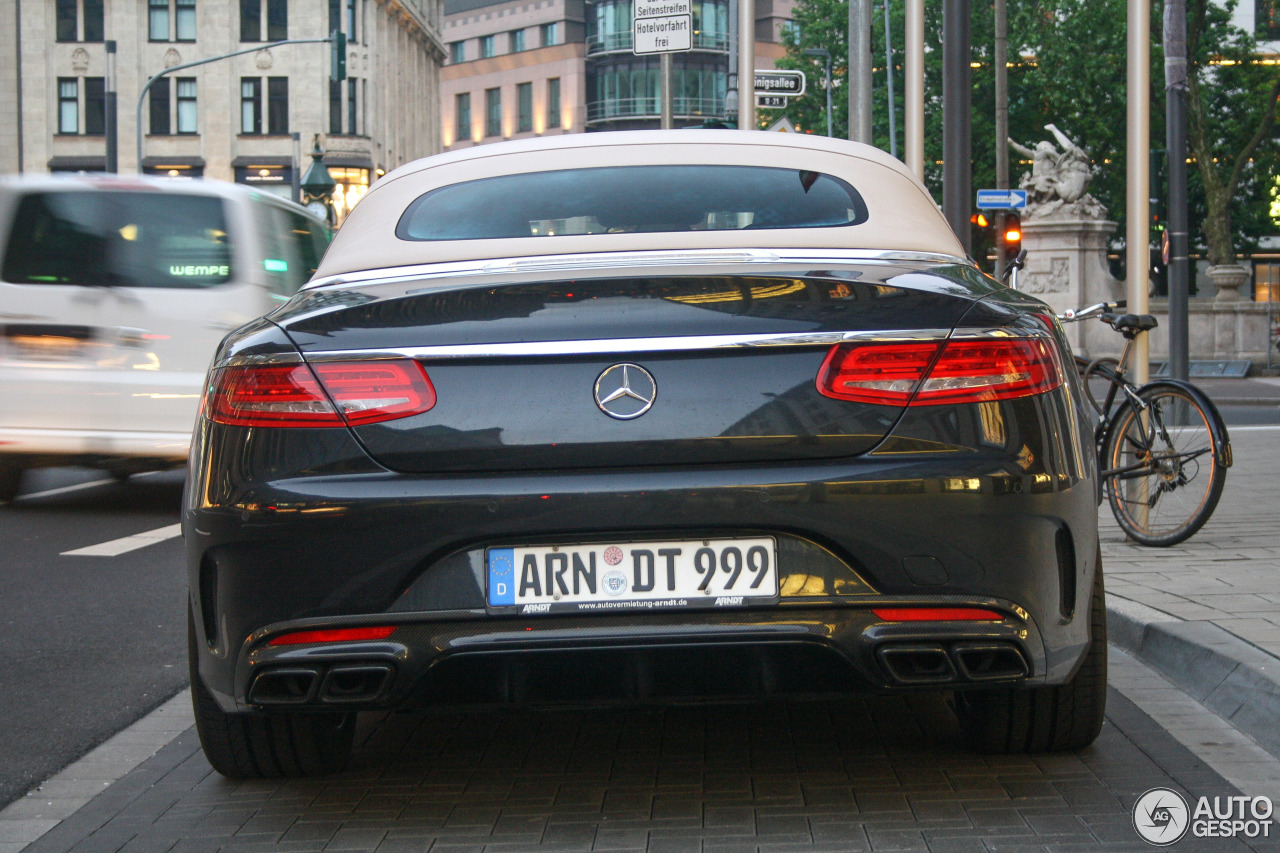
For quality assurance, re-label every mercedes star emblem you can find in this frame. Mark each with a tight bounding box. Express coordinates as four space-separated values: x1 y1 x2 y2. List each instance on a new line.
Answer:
594 363 657 420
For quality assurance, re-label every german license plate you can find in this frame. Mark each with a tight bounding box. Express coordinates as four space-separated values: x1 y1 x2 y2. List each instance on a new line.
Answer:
487 537 778 613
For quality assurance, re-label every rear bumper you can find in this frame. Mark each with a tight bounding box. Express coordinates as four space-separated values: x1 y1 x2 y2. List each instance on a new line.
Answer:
185 448 1100 714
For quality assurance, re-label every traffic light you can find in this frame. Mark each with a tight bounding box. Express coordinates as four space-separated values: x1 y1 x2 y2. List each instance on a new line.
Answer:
330 30 347 82
970 212 990 229
1001 213 1022 254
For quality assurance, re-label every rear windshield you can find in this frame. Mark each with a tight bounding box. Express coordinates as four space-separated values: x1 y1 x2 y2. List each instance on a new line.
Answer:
395 165 869 241
2 190 233 288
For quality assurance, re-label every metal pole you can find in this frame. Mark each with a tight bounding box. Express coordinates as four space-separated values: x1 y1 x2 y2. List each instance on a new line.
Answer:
135 38 331 171
1165 0 1190 384
849 0 872 142
738 0 755 129
1128 0 1151 385
942 0 971 254
727 0 739 125
883 0 896 158
661 52 673 129
824 53 833 138
994 0 1007 278
291 131 301 203
904 0 923 178
105 40 118 173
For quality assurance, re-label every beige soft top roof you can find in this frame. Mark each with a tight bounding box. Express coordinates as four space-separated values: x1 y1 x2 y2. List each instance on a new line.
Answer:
315 130 964 279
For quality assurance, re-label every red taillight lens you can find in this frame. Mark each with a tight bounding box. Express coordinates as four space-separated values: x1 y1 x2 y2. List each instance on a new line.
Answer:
311 361 437 425
872 607 1005 622
207 359 435 427
267 626 397 646
816 341 943 405
817 338 1062 407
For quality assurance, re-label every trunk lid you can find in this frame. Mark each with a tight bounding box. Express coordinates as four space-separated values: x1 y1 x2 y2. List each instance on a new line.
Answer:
276 265 982 473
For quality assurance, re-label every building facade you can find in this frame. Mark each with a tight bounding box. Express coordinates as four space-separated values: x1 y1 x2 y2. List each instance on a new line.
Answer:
5 0 445 222
440 0 792 150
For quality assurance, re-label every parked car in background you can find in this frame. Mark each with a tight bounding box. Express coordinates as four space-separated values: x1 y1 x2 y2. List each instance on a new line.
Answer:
0 175 331 500
184 130 1105 778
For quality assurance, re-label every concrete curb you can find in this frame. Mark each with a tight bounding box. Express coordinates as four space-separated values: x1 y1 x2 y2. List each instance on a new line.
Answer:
1106 594 1280 758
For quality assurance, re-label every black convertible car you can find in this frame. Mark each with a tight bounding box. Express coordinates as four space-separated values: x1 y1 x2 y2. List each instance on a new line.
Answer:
184 130 1105 777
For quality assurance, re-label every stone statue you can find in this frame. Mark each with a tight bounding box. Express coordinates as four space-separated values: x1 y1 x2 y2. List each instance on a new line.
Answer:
1008 124 1106 219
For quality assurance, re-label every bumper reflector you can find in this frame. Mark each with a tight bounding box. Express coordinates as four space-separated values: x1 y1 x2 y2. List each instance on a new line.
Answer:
268 626 397 646
872 607 1004 622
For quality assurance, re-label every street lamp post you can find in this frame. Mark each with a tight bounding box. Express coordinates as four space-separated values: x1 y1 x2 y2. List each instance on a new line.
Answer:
803 48 833 138
300 135 337 225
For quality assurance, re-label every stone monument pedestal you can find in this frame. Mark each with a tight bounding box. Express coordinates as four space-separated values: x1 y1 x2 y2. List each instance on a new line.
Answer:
1019 217 1124 356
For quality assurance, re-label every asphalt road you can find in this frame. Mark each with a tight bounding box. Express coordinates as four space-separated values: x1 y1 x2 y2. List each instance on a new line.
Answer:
0 468 188 809
0 388 1276 814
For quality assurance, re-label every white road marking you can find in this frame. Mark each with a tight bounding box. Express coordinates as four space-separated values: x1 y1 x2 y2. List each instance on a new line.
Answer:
16 478 116 501
61 523 182 557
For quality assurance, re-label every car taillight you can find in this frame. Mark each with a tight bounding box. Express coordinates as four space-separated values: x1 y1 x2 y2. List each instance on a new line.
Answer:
268 626 397 646
207 359 436 427
817 337 1062 406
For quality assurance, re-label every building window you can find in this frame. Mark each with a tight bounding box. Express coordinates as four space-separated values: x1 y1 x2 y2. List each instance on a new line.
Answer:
450 41 465 63
329 0 340 33
510 29 525 52
176 0 196 40
176 77 197 133
85 77 105 134
149 77 170 134
58 78 79 134
541 22 559 46
83 0 104 41
56 0 77 42
547 77 561 128
485 87 501 137
517 82 532 132
267 0 286 39
329 80 342 134
455 92 471 141
480 35 495 58
346 0 358 42
149 0 169 40
268 77 288 134
241 78 261 132
347 78 358 135
240 0 260 41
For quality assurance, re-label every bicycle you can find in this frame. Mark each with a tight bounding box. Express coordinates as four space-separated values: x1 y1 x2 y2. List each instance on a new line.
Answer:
1059 301 1233 547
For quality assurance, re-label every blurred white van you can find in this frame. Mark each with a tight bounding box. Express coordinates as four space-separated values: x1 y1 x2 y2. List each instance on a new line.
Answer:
0 174 331 500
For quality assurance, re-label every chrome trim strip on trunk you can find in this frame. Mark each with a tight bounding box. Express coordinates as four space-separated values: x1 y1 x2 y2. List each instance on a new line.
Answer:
218 330 953 368
214 328 1056 369
302 248 974 292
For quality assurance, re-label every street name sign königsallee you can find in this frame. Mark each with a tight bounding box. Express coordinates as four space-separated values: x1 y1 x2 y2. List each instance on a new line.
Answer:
754 70 806 97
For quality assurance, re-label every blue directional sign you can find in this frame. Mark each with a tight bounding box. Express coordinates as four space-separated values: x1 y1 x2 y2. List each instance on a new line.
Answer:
976 188 1028 210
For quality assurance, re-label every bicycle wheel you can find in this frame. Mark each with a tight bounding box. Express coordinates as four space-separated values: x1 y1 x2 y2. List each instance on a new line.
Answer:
1102 384 1226 546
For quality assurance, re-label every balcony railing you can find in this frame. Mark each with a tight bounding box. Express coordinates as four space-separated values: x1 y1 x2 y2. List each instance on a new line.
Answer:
586 97 726 123
586 31 729 54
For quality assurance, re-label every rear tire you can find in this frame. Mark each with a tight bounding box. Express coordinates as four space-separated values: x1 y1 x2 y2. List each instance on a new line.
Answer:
188 610 354 778
956 553 1107 753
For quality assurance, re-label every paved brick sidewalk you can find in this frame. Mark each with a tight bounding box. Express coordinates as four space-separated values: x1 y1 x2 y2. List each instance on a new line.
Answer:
1102 426 1280 757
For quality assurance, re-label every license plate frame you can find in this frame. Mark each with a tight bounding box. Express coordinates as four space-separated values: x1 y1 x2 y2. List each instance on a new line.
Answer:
486 536 779 614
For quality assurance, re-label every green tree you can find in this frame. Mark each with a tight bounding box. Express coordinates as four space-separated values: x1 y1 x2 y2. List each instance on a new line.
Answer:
1185 0 1280 266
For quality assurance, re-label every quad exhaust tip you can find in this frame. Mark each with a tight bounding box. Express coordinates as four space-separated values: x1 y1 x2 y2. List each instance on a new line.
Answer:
249 663 393 706
877 642 1028 685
